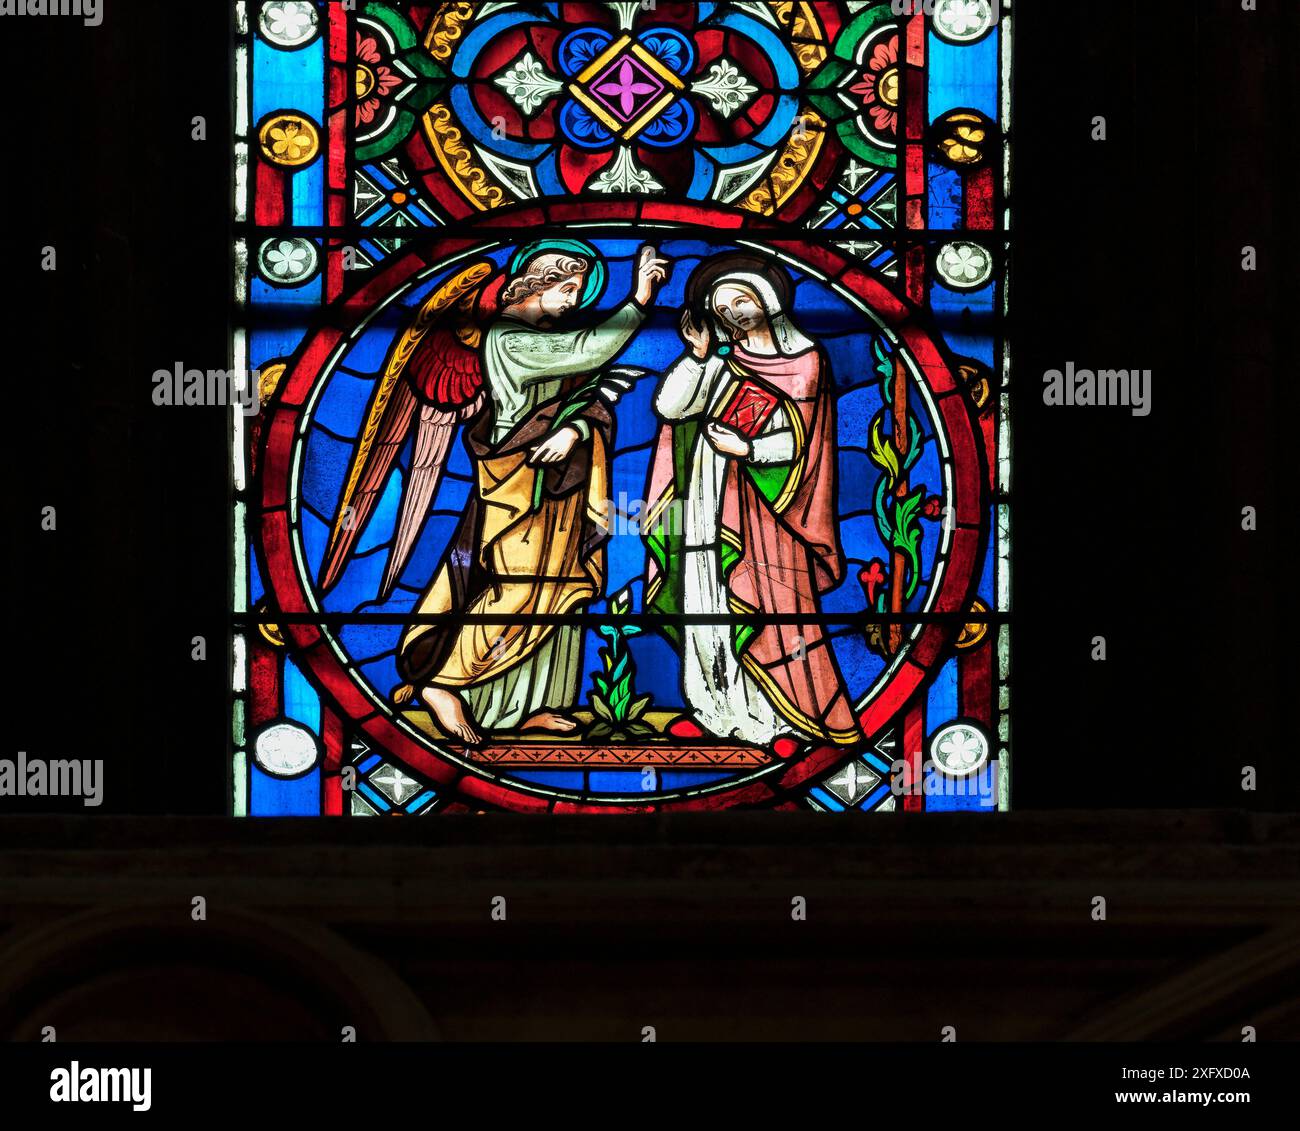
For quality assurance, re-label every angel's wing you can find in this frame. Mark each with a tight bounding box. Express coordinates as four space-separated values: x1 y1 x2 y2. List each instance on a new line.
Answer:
318 259 501 599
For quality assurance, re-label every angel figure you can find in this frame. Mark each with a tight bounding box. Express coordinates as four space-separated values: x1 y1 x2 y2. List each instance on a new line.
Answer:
320 241 669 743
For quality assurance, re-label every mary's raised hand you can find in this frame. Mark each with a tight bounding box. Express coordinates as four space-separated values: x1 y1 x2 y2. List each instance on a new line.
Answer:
680 310 711 359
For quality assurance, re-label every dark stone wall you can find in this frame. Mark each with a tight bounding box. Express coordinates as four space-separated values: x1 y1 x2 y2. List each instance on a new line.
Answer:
1 813 1296 1040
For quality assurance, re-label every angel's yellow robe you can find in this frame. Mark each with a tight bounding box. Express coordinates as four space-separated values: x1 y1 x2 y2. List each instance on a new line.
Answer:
397 301 646 730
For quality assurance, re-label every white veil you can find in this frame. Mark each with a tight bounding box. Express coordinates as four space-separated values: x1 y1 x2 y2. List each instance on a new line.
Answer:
710 271 814 356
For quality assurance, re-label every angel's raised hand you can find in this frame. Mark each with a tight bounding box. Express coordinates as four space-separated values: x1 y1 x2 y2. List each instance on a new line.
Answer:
635 245 670 305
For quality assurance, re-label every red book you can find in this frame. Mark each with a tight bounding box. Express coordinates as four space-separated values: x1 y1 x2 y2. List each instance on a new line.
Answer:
712 377 780 438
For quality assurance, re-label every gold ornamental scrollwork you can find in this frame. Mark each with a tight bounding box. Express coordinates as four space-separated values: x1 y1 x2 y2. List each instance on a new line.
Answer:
422 101 514 212
423 1 475 61
775 1 829 74
739 108 827 215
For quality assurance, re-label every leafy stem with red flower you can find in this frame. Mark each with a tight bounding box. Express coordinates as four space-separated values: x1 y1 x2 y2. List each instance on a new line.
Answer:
865 337 933 610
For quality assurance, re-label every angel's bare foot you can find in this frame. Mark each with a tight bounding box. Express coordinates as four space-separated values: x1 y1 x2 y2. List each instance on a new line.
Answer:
420 686 482 745
521 710 578 733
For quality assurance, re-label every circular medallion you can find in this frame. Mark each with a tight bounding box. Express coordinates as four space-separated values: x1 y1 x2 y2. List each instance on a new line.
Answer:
256 203 989 811
258 112 321 168
257 237 320 286
956 598 991 649
254 721 320 777
936 241 994 290
934 109 994 168
253 602 285 647
258 1 320 49
933 0 996 45
257 362 288 408
930 722 990 776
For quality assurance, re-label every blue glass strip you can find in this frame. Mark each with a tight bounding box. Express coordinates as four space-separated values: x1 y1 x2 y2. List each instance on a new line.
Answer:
863 750 892 775
808 786 846 812
291 160 325 226
927 29 998 122
589 771 655 794
250 766 320 816
508 770 585 790
283 657 321 733
923 763 997 811
252 35 324 124
859 783 892 810
357 781 390 812
926 656 959 729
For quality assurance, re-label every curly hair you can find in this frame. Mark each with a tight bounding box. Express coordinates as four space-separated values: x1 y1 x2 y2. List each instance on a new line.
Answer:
500 253 589 306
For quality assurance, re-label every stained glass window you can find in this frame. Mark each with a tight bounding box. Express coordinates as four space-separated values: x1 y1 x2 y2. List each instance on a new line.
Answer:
232 0 1012 814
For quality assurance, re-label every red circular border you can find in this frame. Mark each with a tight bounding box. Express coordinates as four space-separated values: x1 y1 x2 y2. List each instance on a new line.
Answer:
256 201 986 811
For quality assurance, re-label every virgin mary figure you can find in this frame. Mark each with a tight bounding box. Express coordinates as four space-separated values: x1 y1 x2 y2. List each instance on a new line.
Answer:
642 254 862 747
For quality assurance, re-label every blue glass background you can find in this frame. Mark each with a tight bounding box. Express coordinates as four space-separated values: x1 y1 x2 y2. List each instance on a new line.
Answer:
286 239 978 747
